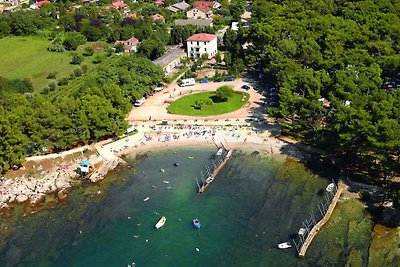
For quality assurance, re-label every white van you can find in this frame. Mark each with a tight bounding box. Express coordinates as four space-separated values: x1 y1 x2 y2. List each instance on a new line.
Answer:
179 78 195 87
134 97 145 107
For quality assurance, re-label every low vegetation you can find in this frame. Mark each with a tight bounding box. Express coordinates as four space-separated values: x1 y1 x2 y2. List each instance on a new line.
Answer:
167 87 249 116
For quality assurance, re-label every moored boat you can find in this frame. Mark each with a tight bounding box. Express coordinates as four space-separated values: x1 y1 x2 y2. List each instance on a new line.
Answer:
278 242 291 249
143 197 150 202
326 183 335 192
155 216 166 229
193 218 201 229
163 180 170 184
216 148 224 156
298 228 306 236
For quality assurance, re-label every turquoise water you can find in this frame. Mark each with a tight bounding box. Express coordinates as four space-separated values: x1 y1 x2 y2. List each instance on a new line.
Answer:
0 148 332 267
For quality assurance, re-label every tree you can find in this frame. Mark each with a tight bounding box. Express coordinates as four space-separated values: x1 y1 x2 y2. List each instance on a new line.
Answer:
215 51 222 64
216 85 234 102
63 32 87 51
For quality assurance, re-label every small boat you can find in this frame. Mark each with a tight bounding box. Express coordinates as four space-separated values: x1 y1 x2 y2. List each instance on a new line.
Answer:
326 183 335 192
188 156 194 159
155 216 166 229
216 148 224 156
143 197 150 202
205 176 214 184
160 168 165 173
163 180 170 184
225 150 233 159
174 163 179 167
278 242 291 249
193 218 201 229
298 228 306 236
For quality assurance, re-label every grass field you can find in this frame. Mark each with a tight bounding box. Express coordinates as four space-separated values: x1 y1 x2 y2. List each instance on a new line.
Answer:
0 36 93 91
167 91 249 116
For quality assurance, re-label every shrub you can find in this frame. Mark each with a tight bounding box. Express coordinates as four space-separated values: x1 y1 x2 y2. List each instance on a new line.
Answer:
83 46 94 57
71 53 84 65
47 72 57 79
216 85 234 102
58 77 69 86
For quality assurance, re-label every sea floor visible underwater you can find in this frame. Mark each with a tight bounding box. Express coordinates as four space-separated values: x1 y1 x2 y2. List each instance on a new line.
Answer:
0 148 398 267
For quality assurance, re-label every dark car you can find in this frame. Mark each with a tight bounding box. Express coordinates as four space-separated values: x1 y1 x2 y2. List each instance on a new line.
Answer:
269 87 277 92
269 101 279 107
270 91 279 96
224 77 235 82
200 79 209 83
241 84 251 90
214 78 222 82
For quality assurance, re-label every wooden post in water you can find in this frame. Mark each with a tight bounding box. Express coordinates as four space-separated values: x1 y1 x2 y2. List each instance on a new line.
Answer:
298 181 347 258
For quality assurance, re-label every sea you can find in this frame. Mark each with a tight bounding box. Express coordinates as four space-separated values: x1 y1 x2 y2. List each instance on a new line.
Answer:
0 148 352 267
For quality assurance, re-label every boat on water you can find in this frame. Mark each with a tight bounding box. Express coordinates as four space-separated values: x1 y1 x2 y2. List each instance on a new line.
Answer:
160 168 165 173
193 218 201 229
205 176 214 184
163 180 170 184
143 197 150 202
155 216 166 229
225 150 233 159
188 156 194 159
278 242 292 249
298 228 306 236
326 183 335 192
216 148 224 156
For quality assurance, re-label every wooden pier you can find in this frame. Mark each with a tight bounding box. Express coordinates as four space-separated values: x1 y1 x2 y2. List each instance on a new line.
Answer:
298 181 346 257
197 148 233 194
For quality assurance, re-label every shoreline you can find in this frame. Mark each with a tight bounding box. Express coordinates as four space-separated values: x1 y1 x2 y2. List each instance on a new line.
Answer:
0 124 306 217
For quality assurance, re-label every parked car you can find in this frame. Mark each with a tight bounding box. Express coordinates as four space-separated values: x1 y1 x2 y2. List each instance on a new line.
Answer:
269 87 277 92
214 78 222 82
134 97 146 107
270 91 279 96
154 83 164 91
241 84 251 90
200 79 209 83
224 77 235 82
269 101 279 107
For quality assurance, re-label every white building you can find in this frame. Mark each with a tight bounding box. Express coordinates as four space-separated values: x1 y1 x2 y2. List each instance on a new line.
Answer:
186 33 217 59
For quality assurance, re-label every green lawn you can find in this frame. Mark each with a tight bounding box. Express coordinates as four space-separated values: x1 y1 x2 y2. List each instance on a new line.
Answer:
0 36 99 91
167 91 250 116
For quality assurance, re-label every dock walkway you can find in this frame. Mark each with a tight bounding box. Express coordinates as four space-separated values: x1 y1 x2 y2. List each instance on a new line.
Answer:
298 181 346 257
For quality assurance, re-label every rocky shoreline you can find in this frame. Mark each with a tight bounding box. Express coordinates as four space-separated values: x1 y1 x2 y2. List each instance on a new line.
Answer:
0 153 125 217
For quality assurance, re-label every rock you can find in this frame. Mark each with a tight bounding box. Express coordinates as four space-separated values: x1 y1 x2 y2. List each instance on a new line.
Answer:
16 194 28 203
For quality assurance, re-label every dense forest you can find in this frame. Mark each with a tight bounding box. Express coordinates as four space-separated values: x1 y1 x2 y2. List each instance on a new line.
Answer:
247 0 400 180
0 56 163 172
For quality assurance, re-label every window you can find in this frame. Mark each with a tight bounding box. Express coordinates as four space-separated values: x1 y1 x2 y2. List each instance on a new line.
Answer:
197 42 199 46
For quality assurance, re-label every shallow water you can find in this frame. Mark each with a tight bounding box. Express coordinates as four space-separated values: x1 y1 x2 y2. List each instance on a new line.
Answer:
0 148 352 267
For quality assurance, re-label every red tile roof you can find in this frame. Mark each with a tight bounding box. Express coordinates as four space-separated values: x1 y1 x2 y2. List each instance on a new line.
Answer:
154 0 164 6
126 37 138 44
187 33 216 42
152 14 164 20
192 1 214 13
110 1 127 8
35 0 49 7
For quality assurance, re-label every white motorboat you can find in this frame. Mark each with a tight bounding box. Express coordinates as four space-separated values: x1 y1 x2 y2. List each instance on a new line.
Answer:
225 150 233 159
143 197 150 202
216 148 224 156
298 228 306 236
326 183 335 192
155 216 166 229
278 242 292 249
163 180 170 184
205 176 214 184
